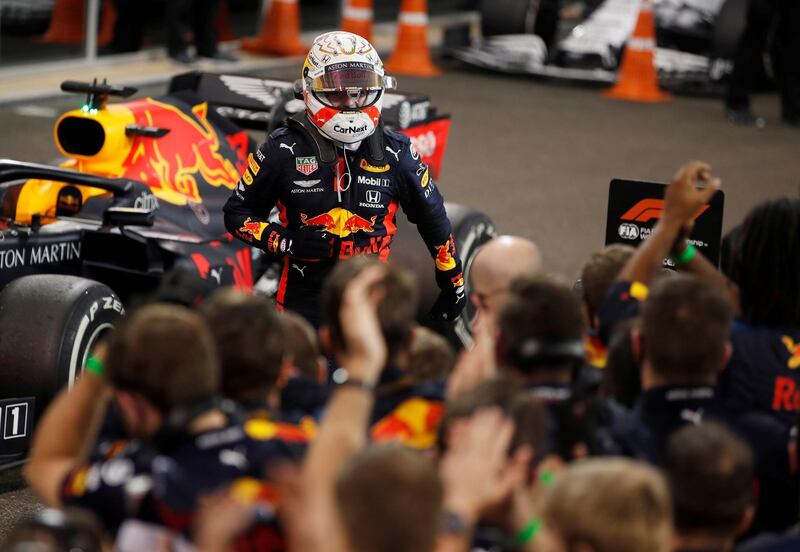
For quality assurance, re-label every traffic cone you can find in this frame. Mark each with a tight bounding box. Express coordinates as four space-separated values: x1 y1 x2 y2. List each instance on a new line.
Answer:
216 0 237 41
241 0 307 57
341 0 373 43
97 0 117 47
385 0 441 77
41 0 84 44
41 0 116 46
603 0 671 102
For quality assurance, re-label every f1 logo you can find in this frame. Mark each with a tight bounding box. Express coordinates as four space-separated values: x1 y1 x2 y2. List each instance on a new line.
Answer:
621 199 709 223
366 190 381 203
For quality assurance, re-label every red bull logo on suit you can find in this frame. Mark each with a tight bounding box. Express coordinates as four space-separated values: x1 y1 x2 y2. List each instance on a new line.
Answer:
300 208 376 238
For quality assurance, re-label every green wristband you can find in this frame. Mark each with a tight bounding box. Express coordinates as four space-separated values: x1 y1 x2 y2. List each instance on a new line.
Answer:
85 355 104 376
513 518 542 546
538 470 557 487
670 243 696 266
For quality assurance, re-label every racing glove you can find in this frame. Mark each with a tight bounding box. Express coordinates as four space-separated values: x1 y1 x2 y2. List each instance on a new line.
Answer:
430 264 467 322
262 225 333 261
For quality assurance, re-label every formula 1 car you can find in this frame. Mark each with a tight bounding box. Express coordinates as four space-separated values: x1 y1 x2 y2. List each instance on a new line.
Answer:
0 73 494 469
451 0 748 95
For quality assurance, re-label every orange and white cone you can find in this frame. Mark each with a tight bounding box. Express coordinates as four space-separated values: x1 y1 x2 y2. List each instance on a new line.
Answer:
97 0 116 47
603 0 670 102
42 0 115 46
341 0 373 43
241 0 307 57
385 0 441 77
41 0 85 44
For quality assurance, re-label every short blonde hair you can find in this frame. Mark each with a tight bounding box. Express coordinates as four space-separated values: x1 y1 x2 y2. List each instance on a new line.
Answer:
540 458 673 552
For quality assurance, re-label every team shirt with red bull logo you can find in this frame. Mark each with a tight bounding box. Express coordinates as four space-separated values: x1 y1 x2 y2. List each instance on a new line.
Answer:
60 416 308 539
599 280 800 425
223 124 459 323
718 322 800 426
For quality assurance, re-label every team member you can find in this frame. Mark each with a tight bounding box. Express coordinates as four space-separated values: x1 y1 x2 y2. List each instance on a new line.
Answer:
579 244 634 369
725 0 799 127
165 0 236 64
24 305 302 541
322 257 445 449
496 275 620 460
665 423 756 552
469 235 542 332
224 31 465 326
535 458 673 552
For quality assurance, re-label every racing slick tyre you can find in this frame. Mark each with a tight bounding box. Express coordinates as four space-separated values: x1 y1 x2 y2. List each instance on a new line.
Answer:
0 275 123 412
391 202 496 349
480 0 539 37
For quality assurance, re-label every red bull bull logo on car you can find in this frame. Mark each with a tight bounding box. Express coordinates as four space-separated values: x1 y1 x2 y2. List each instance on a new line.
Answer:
120 99 245 205
300 208 376 238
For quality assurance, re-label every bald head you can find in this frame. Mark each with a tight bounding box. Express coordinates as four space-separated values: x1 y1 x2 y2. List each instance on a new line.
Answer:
470 235 542 327
471 236 542 289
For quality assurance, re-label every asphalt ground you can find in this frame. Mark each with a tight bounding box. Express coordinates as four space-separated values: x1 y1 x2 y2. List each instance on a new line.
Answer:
0 55 798 538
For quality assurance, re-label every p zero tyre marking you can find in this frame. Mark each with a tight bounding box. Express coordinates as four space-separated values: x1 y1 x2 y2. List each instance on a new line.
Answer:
68 315 92 388
73 322 113 388
67 317 113 389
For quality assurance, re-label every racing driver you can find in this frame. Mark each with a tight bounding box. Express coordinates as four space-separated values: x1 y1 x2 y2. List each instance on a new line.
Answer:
224 31 466 326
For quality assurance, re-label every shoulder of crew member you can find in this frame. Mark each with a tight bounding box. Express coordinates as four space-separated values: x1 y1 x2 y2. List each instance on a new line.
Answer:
59 442 152 532
240 416 311 461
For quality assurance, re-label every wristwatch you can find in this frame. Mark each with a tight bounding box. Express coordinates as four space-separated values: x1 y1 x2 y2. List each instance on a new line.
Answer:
331 367 375 393
440 510 472 537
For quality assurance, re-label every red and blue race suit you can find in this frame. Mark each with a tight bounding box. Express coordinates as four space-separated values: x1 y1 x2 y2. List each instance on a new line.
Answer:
223 123 463 325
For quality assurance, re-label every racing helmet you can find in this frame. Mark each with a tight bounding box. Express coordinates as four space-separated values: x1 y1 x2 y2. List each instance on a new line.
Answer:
299 31 396 144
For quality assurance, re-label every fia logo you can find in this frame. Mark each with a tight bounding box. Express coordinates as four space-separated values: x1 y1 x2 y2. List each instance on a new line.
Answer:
618 223 639 240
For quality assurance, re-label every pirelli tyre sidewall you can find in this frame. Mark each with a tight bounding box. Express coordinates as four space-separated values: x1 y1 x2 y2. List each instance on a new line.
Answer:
0 275 124 409
445 204 497 345
391 202 496 349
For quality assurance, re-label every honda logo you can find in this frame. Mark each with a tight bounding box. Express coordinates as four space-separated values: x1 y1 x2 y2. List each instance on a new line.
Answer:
366 190 381 203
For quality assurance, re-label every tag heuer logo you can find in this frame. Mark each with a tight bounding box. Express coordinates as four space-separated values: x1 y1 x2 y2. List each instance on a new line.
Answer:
296 156 318 175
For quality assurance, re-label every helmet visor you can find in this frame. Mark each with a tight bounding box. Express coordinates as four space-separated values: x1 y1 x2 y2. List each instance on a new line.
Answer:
309 63 383 109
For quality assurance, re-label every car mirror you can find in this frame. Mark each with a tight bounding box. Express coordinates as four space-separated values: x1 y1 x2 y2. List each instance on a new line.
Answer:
103 206 154 227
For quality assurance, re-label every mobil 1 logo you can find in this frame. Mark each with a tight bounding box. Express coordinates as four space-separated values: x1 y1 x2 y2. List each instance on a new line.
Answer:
0 397 35 458
605 179 725 266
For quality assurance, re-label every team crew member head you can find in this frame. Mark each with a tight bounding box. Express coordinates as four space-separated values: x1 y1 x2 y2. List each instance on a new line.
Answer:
635 274 732 390
470 235 542 331
106 304 221 438
535 458 673 552
202 290 288 412
24 304 220 510
223 31 466 327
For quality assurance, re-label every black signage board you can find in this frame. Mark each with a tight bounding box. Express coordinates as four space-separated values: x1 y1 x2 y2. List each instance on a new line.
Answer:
605 179 725 267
